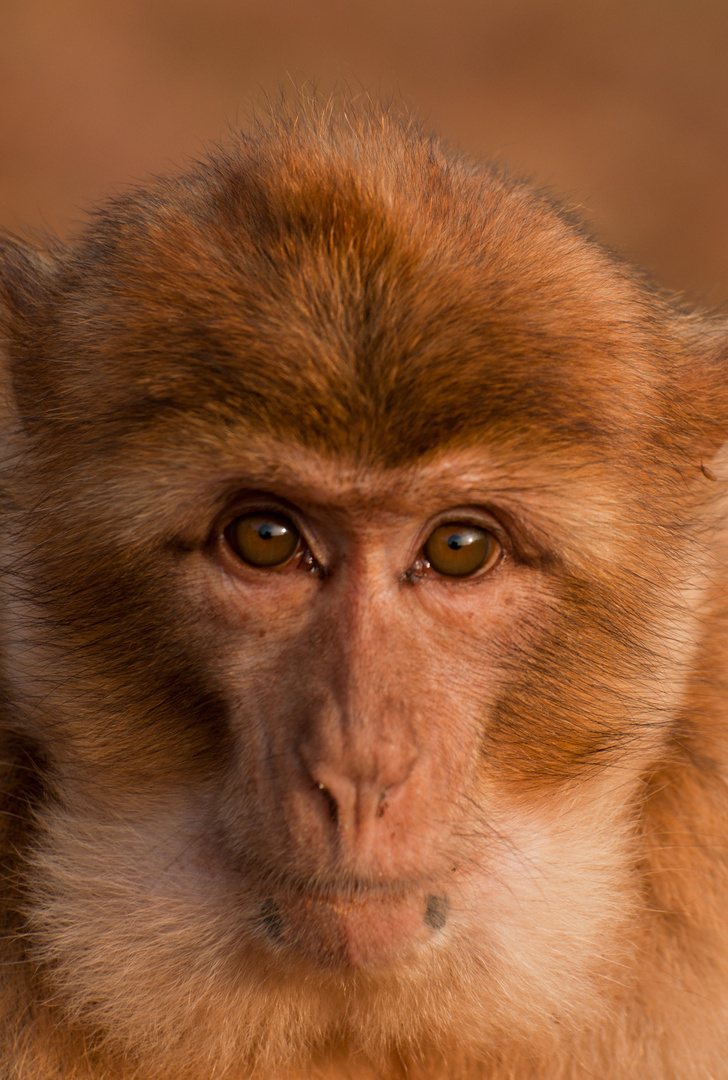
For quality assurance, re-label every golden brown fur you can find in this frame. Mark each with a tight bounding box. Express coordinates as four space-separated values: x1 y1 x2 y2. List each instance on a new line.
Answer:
1 100 728 1078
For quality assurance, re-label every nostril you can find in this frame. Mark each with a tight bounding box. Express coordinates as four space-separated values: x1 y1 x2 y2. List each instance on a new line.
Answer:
315 779 339 825
298 742 418 832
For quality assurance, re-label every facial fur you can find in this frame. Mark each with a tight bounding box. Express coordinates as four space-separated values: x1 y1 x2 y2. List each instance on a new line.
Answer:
1 102 728 1079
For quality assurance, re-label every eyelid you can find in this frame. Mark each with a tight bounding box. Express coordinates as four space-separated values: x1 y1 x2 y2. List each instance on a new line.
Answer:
417 507 510 553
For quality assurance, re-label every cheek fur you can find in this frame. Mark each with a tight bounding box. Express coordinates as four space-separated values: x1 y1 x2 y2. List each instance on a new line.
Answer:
26 780 639 1075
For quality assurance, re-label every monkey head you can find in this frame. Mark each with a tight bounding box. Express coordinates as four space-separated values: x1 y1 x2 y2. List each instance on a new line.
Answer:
1 106 727 1079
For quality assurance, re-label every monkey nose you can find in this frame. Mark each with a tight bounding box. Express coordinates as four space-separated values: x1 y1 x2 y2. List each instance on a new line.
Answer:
306 768 396 832
298 748 417 835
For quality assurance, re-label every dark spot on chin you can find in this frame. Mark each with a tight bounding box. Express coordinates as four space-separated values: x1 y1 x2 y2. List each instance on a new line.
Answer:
259 898 284 941
424 894 448 931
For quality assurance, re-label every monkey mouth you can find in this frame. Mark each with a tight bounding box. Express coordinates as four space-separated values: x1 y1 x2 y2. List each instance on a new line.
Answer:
256 885 449 969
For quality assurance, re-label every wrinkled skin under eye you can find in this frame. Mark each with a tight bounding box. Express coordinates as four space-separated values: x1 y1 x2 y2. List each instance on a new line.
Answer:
424 522 501 578
225 513 300 568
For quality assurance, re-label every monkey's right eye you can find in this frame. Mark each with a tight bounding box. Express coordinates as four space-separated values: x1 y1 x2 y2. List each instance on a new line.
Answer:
225 513 301 568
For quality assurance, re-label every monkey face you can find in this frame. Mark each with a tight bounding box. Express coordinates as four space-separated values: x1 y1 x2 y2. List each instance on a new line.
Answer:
0 108 722 1078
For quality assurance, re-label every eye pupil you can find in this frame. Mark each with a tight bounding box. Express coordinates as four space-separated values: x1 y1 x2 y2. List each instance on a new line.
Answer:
226 513 300 568
424 522 501 578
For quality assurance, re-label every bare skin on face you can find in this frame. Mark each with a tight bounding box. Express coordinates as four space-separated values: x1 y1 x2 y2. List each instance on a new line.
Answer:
196 451 555 968
1 102 728 1079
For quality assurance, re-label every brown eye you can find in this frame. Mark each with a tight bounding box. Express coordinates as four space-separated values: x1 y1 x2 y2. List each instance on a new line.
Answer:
424 522 501 578
225 513 300 568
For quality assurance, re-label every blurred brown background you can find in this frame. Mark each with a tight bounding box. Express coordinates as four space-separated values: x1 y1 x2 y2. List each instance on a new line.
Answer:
2 0 728 304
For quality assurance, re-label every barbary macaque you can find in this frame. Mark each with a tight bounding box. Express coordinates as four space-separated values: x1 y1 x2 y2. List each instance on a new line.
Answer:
1 101 728 1080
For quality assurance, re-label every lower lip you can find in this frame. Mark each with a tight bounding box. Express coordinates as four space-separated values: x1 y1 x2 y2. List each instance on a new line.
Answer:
259 889 449 969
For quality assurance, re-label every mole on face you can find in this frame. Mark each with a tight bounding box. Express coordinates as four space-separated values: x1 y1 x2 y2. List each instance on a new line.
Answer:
424 894 449 931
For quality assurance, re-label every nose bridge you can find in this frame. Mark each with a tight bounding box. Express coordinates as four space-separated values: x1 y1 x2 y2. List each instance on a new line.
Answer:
337 574 394 711
298 570 421 828
333 568 417 745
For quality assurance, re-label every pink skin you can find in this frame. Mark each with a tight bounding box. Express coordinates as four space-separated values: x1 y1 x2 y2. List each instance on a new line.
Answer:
185 450 557 968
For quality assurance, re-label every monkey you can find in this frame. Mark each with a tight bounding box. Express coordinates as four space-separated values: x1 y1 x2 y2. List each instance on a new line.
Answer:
1 100 728 1080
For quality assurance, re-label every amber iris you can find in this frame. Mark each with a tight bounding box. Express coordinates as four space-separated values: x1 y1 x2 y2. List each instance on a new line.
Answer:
424 523 500 578
226 513 300 568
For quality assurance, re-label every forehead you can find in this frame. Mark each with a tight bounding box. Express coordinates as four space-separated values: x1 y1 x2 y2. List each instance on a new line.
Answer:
44 125 667 467
107 419 625 552
210 441 620 539
50 419 626 575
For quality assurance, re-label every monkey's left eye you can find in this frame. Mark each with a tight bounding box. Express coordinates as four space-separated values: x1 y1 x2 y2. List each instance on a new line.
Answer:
423 522 502 578
225 513 301 568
